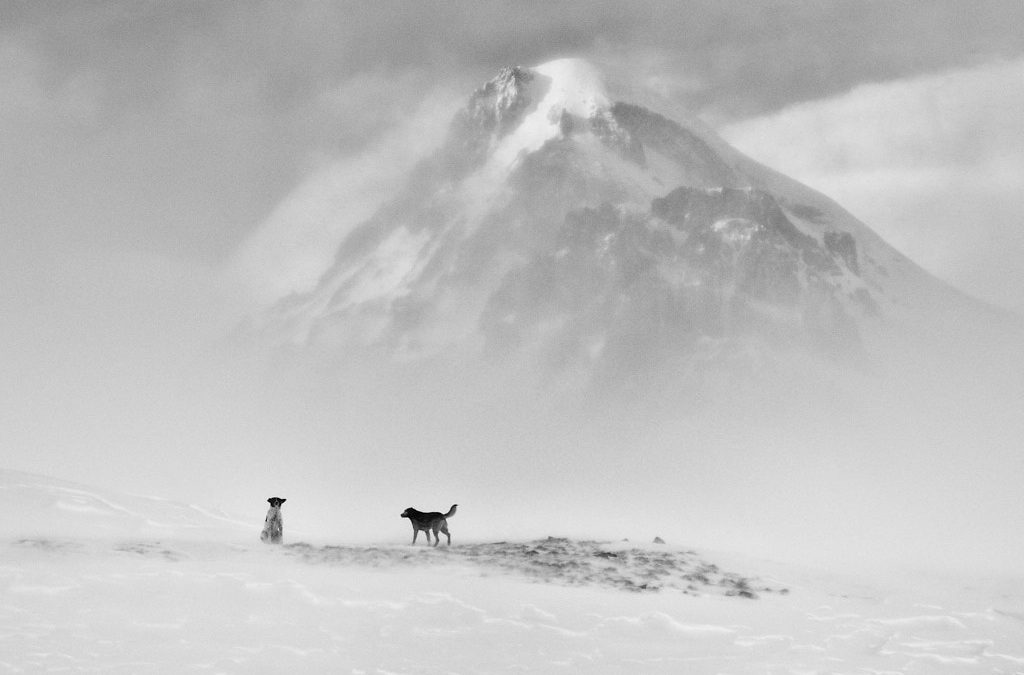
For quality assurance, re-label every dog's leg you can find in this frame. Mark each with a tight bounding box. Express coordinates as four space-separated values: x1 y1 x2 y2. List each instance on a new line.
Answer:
441 523 451 546
411 528 419 545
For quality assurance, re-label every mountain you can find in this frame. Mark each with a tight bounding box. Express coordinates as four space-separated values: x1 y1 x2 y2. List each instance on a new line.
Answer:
246 58 994 395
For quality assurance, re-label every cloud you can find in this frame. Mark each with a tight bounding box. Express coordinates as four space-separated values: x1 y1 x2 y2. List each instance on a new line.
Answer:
6 1 1022 269
224 88 461 304
720 57 1024 313
16 1 1024 124
0 38 103 125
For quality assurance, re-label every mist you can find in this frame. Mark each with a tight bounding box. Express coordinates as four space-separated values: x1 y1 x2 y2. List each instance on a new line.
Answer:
7 214 1018 574
3 2 1023 582
106 292 1018 576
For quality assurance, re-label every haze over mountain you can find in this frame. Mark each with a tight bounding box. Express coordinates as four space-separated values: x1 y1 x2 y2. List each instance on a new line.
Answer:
218 59 1024 569
238 59 1005 393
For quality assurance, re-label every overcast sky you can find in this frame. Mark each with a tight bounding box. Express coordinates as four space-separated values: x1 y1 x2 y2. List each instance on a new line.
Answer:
2 2 1023 550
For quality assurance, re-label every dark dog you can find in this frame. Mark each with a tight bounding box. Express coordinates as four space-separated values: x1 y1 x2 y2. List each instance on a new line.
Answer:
400 504 457 546
260 497 286 544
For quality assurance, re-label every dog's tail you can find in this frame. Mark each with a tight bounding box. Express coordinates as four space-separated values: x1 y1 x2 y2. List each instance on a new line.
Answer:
444 504 458 518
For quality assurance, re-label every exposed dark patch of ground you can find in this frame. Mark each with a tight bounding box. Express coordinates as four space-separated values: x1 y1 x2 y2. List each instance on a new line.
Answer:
284 537 787 597
113 541 188 561
13 538 83 553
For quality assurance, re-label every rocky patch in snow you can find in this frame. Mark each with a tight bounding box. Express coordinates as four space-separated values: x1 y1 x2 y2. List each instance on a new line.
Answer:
283 536 787 597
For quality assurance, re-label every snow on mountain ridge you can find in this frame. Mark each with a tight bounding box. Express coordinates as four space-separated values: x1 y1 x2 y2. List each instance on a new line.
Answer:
534 58 611 115
491 58 612 165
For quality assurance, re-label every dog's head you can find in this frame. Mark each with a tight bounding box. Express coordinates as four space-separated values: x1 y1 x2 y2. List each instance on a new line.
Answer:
267 497 286 508
400 507 414 518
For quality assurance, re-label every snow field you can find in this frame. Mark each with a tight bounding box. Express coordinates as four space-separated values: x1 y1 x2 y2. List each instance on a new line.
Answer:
2 537 1023 674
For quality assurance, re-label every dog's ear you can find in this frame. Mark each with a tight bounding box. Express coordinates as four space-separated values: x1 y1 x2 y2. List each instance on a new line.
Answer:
267 498 273 504
279 498 286 504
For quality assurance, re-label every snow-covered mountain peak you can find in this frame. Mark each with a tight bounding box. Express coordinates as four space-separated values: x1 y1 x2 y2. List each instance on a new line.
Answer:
531 57 610 117
486 58 615 170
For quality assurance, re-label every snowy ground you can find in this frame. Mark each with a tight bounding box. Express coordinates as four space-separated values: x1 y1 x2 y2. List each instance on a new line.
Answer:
2 471 1023 673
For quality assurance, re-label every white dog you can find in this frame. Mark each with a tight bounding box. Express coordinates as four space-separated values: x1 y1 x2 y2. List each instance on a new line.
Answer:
260 497 286 544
